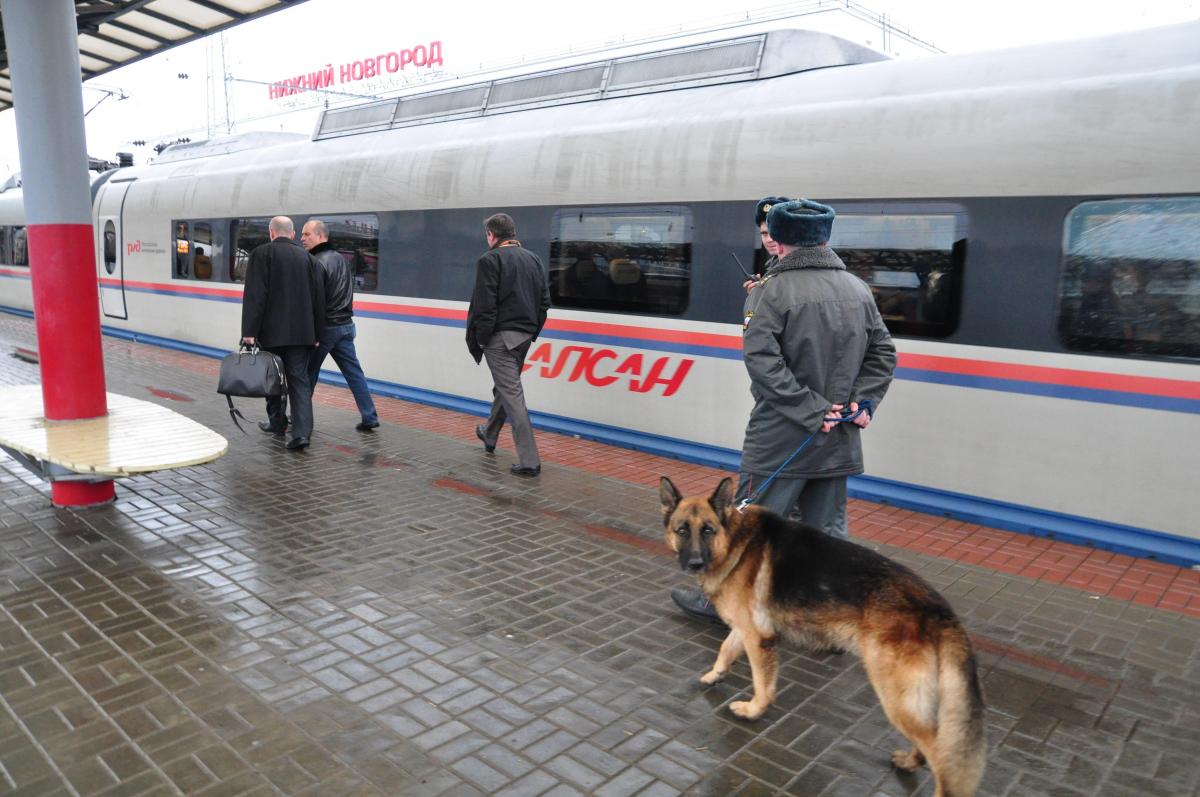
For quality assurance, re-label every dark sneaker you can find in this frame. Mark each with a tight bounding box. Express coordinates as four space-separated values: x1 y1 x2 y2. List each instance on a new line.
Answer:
475 424 495 453
510 464 540 477
258 421 285 435
670 588 724 624
356 421 379 431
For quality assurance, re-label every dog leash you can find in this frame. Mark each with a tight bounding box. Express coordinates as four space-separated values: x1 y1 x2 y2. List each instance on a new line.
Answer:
736 400 872 513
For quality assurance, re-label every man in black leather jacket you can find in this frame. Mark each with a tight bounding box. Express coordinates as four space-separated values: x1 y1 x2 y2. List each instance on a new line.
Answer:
301 219 380 432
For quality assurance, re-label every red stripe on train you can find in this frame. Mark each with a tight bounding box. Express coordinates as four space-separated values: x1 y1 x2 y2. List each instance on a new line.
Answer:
99 277 243 299
899 352 1200 400
74 276 1200 399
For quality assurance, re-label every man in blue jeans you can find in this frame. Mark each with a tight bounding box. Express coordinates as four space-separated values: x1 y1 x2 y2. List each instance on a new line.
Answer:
301 219 380 431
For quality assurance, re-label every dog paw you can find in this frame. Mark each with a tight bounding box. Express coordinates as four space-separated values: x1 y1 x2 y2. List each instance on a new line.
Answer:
699 669 726 685
729 700 766 720
890 749 925 772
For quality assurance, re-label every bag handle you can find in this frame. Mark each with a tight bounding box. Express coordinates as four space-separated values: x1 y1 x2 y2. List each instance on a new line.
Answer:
237 340 260 363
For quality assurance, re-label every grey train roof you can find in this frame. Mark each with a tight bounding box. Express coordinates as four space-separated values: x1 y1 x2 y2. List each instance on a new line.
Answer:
122 22 1198 204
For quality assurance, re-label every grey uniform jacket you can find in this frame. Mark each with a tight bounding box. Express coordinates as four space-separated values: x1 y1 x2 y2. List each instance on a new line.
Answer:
739 245 896 478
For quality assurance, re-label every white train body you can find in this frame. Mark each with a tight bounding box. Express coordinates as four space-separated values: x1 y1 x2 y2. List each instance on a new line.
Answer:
1 24 1197 559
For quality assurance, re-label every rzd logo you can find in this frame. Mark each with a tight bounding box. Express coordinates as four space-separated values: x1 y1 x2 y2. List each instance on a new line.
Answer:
523 343 693 396
126 240 142 255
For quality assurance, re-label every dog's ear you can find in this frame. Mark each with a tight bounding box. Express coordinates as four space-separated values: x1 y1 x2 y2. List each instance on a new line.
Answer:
659 476 681 520
709 477 735 517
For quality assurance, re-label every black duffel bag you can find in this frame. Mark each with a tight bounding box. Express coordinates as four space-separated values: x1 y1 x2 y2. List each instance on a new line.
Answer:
217 344 287 433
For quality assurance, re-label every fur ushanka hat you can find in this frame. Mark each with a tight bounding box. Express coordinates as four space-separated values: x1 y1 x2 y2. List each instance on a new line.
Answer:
754 196 790 227
766 199 835 247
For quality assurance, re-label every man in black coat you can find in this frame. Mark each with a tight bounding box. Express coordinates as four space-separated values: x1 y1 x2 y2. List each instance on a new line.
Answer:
241 216 325 450
465 213 550 477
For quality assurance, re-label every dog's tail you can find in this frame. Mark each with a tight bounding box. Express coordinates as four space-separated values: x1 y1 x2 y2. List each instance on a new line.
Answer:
932 627 986 797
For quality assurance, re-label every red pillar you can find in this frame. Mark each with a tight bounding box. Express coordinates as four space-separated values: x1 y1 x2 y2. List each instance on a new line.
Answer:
1 0 113 505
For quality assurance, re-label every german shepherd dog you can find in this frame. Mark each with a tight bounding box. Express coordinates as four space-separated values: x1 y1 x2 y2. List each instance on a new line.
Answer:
662 476 986 797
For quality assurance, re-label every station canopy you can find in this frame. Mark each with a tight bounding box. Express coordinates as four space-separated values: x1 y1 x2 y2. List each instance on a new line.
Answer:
0 0 310 112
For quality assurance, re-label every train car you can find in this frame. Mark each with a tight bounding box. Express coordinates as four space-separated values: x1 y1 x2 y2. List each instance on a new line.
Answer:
0 25 1197 562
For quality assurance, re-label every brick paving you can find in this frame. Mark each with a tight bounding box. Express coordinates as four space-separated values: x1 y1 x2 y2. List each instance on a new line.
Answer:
1 311 1198 796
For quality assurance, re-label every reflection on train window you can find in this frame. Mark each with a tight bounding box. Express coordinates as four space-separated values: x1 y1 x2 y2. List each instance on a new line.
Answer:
1058 198 1199 359
1 225 30 267
231 217 271 284
192 222 213 280
832 211 965 338
174 221 190 277
314 214 380 292
103 221 117 275
0 227 18 266
550 206 691 314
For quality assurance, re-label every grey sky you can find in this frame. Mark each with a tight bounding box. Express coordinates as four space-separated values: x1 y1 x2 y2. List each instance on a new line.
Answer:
0 0 1196 174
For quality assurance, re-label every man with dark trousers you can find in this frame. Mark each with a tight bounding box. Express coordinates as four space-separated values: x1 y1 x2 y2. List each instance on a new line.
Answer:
241 216 325 451
465 213 550 477
301 218 380 432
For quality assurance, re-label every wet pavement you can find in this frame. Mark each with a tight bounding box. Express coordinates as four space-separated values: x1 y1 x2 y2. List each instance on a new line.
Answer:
1 312 1198 797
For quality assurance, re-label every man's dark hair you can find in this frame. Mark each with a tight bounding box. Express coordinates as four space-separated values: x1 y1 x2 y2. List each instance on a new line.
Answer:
484 213 517 240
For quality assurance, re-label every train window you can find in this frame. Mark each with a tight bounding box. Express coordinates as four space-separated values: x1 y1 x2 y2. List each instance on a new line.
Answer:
549 206 692 314
0 227 10 264
11 226 28 266
192 222 213 280
312 214 380 292
103 221 117 274
831 210 965 338
1058 198 1199 359
171 219 232 282
173 221 190 277
231 218 271 283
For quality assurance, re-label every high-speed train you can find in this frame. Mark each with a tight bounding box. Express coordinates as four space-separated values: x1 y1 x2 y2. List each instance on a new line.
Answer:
1 24 1197 561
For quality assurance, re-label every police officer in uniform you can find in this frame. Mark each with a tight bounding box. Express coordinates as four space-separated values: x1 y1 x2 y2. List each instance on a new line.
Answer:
744 196 789 293
672 199 896 622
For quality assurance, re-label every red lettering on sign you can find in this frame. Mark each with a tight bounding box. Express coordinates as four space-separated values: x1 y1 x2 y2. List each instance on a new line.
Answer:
518 343 691 396
630 357 693 397
269 43 446 97
524 342 552 373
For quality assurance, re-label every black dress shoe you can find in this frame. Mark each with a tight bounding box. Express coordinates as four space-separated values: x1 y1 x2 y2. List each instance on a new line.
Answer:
356 421 379 431
671 588 724 624
285 436 310 451
258 421 285 435
475 424 495 453
510 464 540 477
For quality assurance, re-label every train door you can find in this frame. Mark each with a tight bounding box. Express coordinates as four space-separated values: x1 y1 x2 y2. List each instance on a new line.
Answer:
95 177 133 320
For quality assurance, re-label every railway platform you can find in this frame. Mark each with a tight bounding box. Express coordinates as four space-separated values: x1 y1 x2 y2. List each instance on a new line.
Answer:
1 311 1197 797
